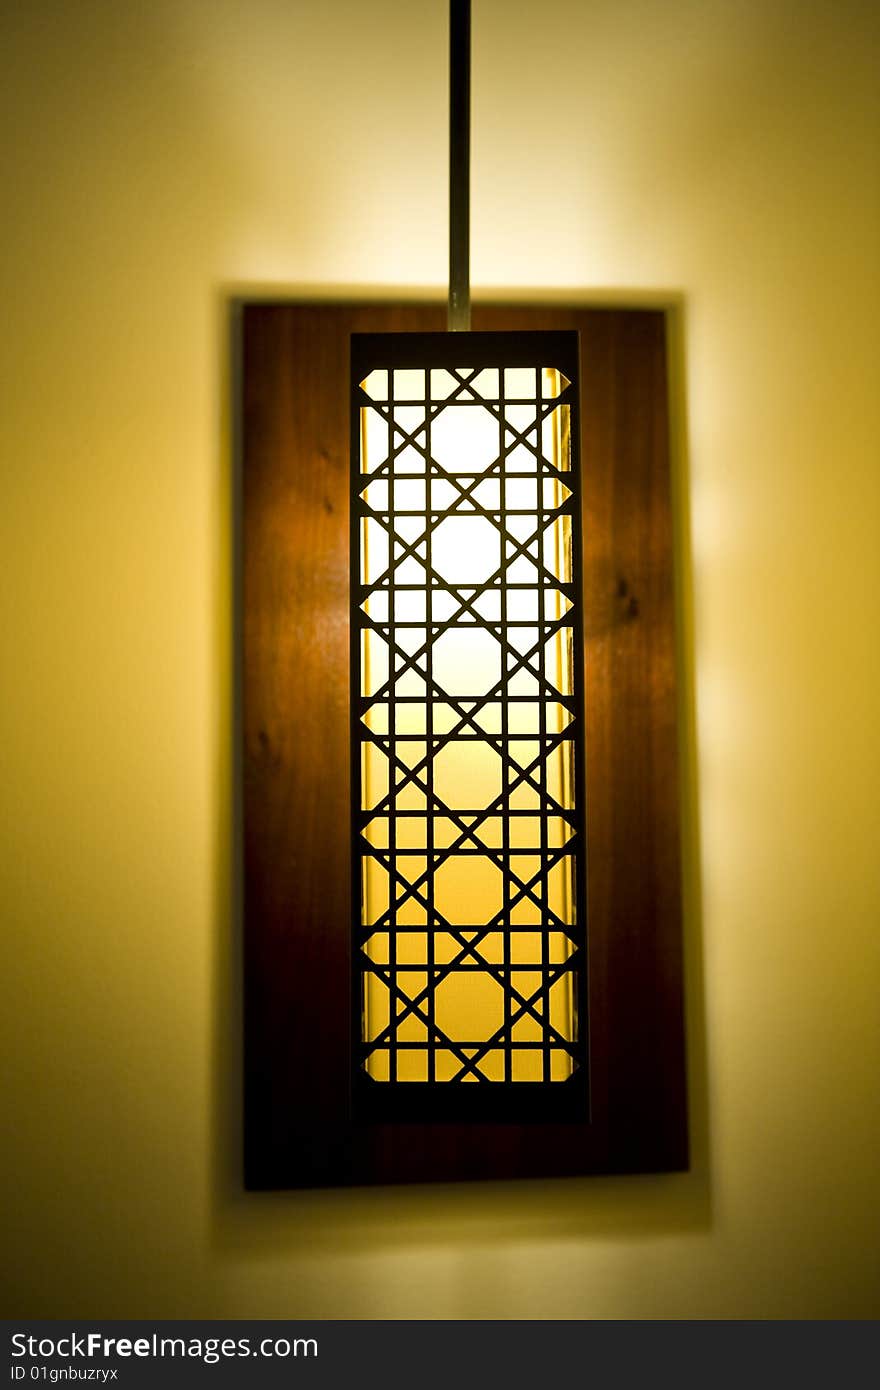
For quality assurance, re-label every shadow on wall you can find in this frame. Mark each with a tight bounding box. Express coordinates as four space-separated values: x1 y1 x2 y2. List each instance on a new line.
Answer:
208 286 710 1257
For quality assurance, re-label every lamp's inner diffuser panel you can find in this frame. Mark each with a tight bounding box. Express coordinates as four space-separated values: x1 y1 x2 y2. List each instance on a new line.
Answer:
353 337 587 1102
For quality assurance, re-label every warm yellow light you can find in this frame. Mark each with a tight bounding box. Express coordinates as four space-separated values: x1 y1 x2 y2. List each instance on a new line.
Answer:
358 362 579 1084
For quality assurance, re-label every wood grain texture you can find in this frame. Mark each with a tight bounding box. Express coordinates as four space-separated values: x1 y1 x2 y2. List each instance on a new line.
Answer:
242 303 687 1187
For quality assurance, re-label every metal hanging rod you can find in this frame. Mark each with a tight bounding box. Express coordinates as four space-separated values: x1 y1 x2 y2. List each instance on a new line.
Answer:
448 0 471 331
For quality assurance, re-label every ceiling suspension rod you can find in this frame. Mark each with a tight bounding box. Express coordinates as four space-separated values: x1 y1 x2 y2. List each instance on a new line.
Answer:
448 0 471 331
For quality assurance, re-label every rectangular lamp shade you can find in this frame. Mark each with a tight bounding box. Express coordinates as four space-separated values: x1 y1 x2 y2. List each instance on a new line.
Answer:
351 331 588 1122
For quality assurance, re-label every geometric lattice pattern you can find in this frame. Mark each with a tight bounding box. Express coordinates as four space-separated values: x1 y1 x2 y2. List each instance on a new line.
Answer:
352 334 587 1096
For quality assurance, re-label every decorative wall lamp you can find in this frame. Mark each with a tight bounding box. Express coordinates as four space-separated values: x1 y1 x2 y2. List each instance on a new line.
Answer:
242 1 687 1187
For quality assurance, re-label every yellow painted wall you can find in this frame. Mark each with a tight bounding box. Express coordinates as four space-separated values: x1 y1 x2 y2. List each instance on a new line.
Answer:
2 0 878 1318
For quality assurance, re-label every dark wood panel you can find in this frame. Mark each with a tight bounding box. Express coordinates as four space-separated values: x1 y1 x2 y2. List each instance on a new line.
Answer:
242 302 687 1187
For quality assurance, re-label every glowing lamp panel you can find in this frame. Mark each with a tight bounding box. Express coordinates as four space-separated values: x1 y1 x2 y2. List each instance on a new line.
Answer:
352 337 586 1106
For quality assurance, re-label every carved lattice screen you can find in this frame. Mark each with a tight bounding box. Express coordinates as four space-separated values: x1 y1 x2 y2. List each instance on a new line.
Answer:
351 332 588 1120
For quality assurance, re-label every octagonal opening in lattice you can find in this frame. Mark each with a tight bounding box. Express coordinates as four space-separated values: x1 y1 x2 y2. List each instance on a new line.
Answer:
431 625 501 697
430 514 500 585
433 853 503 928
431 404 499 474
434 969 505 1044
433 738 502 813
